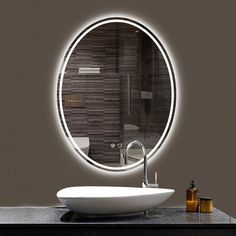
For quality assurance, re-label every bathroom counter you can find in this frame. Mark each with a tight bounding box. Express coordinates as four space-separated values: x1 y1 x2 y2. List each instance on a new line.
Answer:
0 206 235 235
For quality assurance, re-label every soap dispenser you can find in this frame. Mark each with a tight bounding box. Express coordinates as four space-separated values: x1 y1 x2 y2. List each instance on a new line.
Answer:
186 180 199 212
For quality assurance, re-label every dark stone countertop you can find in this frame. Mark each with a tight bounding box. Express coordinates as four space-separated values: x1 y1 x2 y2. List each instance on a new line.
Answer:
0 206 235 227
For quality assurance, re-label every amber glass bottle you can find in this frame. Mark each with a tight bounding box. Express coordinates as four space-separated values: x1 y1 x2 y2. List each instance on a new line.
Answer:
186 180 199 212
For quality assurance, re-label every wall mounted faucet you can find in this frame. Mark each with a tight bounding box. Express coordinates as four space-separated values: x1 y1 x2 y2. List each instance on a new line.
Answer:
125 140 159 188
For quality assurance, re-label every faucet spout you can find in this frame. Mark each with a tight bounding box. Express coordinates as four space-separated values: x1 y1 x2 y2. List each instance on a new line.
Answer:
125 140 149 187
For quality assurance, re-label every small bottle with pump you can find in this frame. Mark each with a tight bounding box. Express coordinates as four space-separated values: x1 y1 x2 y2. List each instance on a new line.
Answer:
186 180 199 212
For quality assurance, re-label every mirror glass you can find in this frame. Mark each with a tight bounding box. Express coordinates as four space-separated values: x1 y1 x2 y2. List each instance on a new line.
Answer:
57 18 176 171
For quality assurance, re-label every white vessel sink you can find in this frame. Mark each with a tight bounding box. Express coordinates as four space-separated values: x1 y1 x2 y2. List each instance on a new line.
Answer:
57 186 174 215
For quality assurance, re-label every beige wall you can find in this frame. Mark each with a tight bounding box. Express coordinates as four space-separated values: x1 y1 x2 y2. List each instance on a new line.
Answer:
0 0 236 217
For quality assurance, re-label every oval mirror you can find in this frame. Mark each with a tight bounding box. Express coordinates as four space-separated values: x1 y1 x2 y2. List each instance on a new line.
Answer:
57 17 176 171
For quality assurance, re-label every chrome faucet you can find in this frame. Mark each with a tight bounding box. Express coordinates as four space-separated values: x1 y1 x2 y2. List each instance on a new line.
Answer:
125 140 158 188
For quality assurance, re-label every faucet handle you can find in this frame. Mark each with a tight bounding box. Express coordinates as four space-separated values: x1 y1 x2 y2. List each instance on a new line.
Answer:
148 171 159 188
155 171 158 185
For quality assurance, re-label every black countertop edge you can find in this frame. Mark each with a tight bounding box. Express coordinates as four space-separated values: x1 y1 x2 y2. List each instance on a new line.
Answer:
0 224 235 229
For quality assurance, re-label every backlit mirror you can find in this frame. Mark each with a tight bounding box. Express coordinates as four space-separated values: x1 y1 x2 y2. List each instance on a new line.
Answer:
57 17 176 171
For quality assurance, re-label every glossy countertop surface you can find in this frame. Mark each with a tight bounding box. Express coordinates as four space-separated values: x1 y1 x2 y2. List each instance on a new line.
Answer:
0 206 235 226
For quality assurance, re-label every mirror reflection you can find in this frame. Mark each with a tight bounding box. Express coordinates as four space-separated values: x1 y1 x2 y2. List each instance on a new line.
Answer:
58 19 175 169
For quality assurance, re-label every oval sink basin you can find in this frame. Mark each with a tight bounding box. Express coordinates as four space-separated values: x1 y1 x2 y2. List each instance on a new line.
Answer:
57 186 175 215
